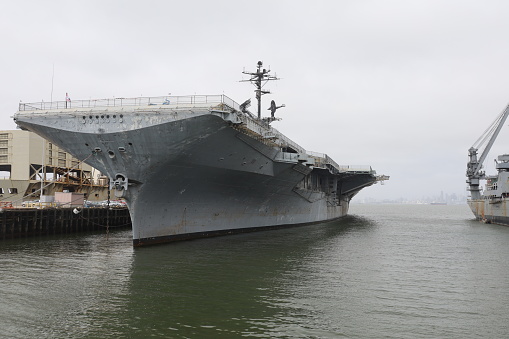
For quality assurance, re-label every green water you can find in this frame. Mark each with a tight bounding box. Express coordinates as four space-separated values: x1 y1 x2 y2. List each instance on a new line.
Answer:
1 204 509 338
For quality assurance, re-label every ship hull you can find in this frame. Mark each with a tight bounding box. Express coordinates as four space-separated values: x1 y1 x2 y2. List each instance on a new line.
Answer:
130 164 349 245
467 199 509 226
14 106 368 245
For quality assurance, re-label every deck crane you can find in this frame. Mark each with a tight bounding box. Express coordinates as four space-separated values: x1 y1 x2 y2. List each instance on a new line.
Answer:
466 103 509 200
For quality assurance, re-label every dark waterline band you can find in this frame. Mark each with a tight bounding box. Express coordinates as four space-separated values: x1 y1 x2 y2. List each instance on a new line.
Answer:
133 216 346 247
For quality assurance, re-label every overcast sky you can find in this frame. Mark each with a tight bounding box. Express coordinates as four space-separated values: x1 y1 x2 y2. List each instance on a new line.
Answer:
2 0 509 201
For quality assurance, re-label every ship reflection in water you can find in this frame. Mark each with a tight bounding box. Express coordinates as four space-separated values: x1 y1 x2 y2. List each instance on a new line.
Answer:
2 204 509 338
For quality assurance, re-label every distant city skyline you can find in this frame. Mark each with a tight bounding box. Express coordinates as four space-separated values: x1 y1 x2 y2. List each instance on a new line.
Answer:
353 191 468 205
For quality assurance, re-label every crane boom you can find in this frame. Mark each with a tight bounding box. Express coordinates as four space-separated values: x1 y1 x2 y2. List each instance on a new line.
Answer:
467 103 509 199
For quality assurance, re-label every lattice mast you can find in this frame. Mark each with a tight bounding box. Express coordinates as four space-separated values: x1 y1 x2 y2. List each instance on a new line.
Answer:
241 61 280 120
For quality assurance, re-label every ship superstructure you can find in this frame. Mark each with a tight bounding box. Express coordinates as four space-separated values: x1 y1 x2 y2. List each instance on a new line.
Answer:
467 102 509 224
14 62 384 245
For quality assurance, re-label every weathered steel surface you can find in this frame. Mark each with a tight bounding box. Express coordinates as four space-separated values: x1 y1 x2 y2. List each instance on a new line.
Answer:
468 198 509 226
14 95 378 245
467 154 509 226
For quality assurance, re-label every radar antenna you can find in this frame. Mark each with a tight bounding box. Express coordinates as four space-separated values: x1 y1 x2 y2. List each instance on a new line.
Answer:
268 99 285 119
240 61 282 120
239 98 251 113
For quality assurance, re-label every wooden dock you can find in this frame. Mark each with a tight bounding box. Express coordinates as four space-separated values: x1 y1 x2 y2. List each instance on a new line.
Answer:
0 207 131 240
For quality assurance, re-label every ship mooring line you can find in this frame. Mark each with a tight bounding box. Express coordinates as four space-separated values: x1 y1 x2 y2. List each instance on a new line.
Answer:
76 213 131 228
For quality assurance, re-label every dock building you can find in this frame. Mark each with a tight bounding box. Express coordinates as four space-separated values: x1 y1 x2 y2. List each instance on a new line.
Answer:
0 130 109 207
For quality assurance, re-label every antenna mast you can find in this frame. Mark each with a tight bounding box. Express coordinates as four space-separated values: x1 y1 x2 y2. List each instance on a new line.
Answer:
241 61 279 120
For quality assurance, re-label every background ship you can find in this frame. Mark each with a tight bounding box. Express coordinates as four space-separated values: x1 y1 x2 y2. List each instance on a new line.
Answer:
467 102 509 225
14 62 386 245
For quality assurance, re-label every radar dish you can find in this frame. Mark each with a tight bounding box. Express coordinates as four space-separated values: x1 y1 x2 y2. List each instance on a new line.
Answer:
269 100 277 117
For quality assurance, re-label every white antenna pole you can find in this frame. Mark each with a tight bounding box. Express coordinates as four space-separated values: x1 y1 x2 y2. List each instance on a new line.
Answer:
50 64 54 108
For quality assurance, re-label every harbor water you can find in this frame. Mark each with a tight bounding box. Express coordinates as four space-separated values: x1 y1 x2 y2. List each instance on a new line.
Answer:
1 204 509 338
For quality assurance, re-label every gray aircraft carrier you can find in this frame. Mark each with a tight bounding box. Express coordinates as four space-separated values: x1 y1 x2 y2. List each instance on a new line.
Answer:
14 62 386 246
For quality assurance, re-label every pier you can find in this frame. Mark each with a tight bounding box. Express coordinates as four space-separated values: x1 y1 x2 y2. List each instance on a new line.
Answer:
0 207 131 240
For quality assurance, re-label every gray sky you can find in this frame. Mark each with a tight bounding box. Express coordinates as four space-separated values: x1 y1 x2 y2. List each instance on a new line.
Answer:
2 0 509 201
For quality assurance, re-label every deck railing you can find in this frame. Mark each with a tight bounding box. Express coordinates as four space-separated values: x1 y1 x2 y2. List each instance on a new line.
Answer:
307 151 341 170
18 95 240 112
307 151 373 173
